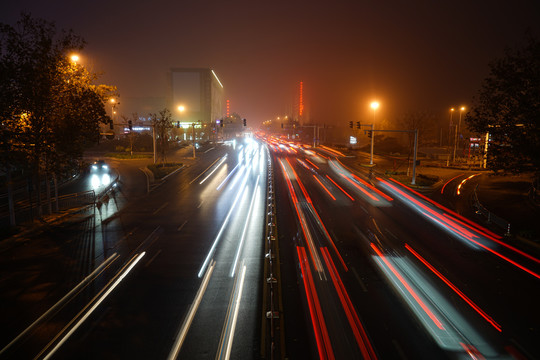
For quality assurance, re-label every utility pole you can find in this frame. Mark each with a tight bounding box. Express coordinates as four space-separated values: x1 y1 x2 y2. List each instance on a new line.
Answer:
192 123 196 158
364 128 419 185
152 125 156 164
370 123 374 165
357 123 374 165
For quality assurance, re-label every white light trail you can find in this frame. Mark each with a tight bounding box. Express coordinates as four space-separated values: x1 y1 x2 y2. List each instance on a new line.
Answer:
199 155 227 185
0 253 119 356
42 252 146 360
168 260 216 360
198 175 250 278
217 265 247 360
230 176 260 277
217 163 240 191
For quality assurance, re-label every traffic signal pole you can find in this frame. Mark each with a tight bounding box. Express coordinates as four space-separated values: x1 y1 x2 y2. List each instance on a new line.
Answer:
365 128 419 185
370 123 374 165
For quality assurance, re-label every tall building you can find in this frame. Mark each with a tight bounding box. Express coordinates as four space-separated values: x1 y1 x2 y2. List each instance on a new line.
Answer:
169 68 224 126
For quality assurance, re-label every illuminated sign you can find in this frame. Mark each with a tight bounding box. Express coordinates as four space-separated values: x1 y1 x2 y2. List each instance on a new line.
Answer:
350 136 357 145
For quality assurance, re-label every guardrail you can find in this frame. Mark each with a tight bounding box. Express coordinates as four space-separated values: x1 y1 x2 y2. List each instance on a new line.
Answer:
472 184 511 236
1 174 120 228
261 146 283 359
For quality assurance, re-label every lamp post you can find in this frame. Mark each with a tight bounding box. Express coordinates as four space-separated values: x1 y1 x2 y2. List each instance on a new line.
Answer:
370 101 379 165
453 106 465 163
458 106 465 149
449 108 454 147
110 98 117 118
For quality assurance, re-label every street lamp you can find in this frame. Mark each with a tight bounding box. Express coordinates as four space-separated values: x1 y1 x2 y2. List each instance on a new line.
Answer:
369 101 379 165
370 101 379 121
449 108 455 147
70 54 80 63
109 98 117 118
458 106 465 140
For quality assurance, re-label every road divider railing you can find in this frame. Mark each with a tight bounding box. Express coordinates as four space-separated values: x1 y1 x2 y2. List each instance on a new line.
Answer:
261 147 285 359
472 184 511 236
94 174 120 209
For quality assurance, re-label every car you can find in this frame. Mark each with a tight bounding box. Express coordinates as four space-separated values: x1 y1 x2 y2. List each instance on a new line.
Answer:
90 160 109 173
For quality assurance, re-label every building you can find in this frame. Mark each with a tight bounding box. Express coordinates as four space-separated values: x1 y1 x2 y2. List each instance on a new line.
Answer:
169 68 224 140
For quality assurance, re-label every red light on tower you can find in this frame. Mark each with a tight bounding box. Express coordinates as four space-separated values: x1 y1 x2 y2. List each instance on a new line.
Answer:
299 81 304 117
226 100 230 117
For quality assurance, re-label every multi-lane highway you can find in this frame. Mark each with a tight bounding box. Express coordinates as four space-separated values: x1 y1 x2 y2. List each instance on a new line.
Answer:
268 137 539 359
0 138 268 359
1 136 539 359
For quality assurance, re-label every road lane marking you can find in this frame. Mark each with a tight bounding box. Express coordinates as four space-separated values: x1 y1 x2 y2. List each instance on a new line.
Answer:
177 220 188 232
351 266 368 293
145 249 162 268
153 202 169 215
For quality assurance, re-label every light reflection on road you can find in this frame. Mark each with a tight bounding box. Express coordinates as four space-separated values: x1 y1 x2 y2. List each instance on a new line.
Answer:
90 173 111 190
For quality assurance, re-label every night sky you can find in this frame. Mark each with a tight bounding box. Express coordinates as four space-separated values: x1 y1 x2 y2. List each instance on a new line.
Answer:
2 1 539 126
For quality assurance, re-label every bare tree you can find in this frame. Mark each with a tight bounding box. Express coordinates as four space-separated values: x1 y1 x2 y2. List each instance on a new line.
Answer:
149 109 173 164
397 111 438 148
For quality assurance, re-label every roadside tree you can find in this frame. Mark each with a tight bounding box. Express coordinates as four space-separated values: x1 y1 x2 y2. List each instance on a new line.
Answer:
466 34 540 177
149 109 173 164
0 13 117 221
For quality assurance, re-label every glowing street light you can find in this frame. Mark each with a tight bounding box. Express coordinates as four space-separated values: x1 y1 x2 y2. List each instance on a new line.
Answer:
449 108 455 147
70 54 80 63
178 105 185 113
109 98 118 119
453 106 466 163
369 101 379 165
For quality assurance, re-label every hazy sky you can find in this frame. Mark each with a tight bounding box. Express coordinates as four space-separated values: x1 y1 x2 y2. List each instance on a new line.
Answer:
2 1 539 126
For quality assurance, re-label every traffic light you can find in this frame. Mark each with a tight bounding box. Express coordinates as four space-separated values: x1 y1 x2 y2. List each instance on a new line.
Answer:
109 119 113 130
367 130 372 138
176 121 180 128
243 118 247 127
356 121 360 129
349 121 353 128
128 120 132 130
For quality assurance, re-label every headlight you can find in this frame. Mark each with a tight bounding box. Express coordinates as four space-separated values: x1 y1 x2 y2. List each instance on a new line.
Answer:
91 165 98 170
102 165 108 170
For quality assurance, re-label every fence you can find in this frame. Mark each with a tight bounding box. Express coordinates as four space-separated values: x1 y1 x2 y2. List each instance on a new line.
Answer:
1 174 119 229
472 184 511 235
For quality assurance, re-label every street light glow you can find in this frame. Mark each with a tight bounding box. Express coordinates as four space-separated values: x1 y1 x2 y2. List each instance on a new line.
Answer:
70 54 79 63
371 101 380 110
178 105 186 112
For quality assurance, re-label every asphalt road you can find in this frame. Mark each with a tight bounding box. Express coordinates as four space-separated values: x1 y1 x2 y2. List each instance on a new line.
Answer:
1 138 539 360
268 139 539 359
0 139 268 359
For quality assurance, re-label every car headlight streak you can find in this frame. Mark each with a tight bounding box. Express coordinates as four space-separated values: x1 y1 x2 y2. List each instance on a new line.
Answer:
370 243 499 357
